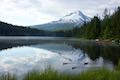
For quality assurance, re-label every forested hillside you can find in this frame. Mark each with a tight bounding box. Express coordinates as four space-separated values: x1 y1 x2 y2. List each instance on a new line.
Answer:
63 7 120 40
0 21 46 36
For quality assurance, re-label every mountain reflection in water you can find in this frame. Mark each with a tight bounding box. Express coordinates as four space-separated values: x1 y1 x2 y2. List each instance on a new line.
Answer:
0 37 119 76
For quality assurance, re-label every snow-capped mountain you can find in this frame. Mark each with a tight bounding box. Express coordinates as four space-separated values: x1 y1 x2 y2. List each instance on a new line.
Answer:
58 11 91 24
31 11 91 31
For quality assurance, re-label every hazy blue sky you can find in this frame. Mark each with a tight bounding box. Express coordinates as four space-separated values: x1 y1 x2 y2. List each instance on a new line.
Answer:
0 0 119 26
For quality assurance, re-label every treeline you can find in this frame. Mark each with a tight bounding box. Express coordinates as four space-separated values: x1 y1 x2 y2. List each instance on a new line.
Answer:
63 7 120 40
0 21 66 36
0 21 46 36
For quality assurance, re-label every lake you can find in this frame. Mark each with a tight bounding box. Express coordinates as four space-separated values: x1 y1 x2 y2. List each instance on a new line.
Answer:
0 36 120 76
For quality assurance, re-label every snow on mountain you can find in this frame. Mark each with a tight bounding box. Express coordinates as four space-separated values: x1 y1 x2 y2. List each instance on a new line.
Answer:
58 11 91 24
31 11 91 31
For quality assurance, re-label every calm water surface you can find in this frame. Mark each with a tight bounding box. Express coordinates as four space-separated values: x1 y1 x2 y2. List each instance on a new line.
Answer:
0 36 120 76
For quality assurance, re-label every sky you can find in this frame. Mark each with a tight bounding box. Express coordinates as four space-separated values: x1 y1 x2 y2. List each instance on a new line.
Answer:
0 0 120 26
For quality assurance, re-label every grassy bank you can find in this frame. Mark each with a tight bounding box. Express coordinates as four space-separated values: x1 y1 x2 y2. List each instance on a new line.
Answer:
23 68 120 80
1 67 120 80
0 73 16 80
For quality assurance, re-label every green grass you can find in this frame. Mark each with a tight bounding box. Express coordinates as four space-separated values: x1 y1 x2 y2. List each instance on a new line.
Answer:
75 68 120 80
1 67 120 80
0 73 16 80
23 68 120 80
23 67 73 80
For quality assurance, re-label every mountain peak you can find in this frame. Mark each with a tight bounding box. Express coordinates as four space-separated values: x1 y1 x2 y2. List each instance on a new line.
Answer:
31 11 91 31
66 11 84 16
58 11 91 23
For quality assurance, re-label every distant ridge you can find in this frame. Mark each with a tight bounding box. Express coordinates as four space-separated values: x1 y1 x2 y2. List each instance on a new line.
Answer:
31 11 91 31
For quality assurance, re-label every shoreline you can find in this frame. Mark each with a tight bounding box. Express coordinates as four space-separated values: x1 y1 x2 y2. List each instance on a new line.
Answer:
93 39 120 45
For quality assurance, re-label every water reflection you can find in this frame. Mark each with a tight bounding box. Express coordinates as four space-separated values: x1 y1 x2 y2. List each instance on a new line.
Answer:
71 42 120 65
0 37 119 75
0 43 114 75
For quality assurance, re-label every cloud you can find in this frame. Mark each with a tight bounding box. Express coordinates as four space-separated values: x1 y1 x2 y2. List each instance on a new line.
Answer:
0 0 119 26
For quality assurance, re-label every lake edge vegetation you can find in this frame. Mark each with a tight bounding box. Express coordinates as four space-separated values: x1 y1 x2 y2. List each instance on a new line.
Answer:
57 7 120 43
1 62 120 80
